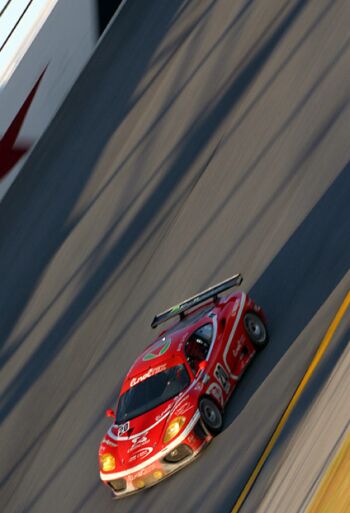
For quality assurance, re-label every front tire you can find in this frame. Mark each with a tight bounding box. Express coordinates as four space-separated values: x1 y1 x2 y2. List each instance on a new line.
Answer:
244 312 268 350
199 397 223 435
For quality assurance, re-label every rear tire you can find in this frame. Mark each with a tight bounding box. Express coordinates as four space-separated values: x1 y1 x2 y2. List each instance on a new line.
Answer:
199 397 223 435
243 312 268 350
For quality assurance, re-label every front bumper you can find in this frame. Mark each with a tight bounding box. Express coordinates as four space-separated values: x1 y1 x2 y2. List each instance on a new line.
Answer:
100 417 211 498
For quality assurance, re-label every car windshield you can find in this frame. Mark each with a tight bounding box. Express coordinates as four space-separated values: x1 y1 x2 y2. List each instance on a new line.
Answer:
116 364 190 423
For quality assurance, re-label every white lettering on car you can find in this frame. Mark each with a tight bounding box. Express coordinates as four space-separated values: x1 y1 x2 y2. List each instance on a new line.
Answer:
130 363 168 387
174 401 193 416
155 403 172 422
128 434 150 452
207 383 224 407
134 466 152 478
103 438 117 447
232 335 244 357
129 447 153 462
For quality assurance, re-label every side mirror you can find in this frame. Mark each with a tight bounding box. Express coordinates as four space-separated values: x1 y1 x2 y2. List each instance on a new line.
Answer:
105 408 115 418
196 360 208 377
199 360 208 371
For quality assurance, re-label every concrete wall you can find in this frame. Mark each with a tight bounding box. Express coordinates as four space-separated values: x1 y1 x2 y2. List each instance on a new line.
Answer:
0 0 103 201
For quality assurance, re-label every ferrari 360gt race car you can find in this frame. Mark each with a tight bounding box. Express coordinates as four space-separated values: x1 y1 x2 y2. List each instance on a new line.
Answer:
98 273 268 497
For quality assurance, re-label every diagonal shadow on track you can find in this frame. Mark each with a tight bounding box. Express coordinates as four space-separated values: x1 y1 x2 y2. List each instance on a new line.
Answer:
0 4 325 511
243 323 350 513
181 162 350 513
223 159 350 430
0 0 259 372
5 27 349 511
0 0 311 425
0 0 210 365
137 160 350 513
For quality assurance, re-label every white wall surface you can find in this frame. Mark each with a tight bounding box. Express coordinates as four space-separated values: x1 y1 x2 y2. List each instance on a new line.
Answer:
0 0 98 201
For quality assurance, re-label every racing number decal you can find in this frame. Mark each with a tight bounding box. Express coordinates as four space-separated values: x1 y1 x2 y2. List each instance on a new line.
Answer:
207 383 224 407
214 363 230 393
117 421 130 437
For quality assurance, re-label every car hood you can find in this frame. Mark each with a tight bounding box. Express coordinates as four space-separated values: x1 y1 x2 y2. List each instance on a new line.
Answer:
100 392 197 472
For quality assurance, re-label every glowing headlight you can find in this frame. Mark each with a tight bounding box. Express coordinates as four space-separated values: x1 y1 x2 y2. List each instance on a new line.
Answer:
100 453 116 472
163 416 186 444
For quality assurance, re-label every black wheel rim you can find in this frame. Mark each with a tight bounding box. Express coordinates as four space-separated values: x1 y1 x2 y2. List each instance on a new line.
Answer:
201 399 222 430
244 313 266 344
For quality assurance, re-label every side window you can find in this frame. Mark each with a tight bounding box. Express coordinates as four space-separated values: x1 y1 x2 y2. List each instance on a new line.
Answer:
194 324 213 344
184 323 213 374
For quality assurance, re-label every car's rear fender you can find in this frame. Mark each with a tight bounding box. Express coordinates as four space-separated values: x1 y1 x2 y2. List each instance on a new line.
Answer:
244 296 267 324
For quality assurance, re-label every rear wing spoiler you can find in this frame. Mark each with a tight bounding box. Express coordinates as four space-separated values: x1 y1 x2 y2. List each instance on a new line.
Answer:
151 273 243 329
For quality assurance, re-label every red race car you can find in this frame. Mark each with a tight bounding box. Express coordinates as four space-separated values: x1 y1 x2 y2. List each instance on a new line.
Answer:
99 274 268 497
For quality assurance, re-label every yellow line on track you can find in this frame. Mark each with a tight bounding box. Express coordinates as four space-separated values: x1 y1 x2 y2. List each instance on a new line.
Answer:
306 430 350 513
231 291 350 513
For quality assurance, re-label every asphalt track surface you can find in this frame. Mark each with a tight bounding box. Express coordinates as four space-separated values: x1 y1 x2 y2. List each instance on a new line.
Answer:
0 1 349 512
242 311 350 513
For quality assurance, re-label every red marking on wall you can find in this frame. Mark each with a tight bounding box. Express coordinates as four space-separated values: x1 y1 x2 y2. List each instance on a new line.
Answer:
0 67 47 179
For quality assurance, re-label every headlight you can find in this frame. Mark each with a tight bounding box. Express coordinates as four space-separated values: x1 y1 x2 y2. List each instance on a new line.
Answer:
100 453 116 471
163 416 186 443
